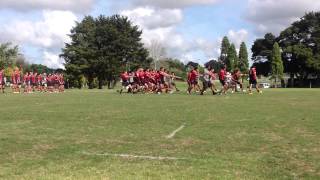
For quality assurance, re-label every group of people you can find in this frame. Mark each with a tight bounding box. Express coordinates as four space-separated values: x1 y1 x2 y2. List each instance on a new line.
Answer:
119 65 262 95
119 67 181 94
187 65 261 95
0 67 65 94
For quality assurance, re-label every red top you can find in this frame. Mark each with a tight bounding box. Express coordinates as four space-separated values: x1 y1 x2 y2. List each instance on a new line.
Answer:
232 72 241 81
37 75 42 82
219 69 226 80
121 72 129 81
189 70 198 80
31 75 36 83
250 68 257 80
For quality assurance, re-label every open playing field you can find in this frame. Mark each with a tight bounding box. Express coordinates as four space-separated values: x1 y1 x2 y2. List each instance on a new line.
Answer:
0 88 320 179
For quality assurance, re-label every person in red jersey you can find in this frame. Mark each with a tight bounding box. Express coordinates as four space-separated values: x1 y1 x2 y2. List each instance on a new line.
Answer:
187 66 199 94
119 71 131 94
37 73 43 92
0 69 5 93
12 67 21 93
231 68 244 92
47 74 53 93
23 72 29 93
248 66 261 94
54 73 59 92
219 65 228 95
31 72 37 92
158 67 172 93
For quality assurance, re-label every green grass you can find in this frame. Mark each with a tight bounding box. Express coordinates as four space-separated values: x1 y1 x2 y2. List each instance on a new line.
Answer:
0 87 320 179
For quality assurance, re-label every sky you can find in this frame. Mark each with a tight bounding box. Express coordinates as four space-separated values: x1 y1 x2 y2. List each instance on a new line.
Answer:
0 0 320 69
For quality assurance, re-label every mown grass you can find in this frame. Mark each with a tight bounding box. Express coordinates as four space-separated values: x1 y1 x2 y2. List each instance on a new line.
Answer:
0 87 319 179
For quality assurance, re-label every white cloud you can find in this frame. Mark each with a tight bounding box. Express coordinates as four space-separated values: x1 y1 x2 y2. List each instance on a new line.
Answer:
121 7 183 29
246 0 320 35
0 10 77 48
227 29 249 48
121 6 223 64
132 0 220 9
0 0 95 13
0 10 77 68
43 51 65 69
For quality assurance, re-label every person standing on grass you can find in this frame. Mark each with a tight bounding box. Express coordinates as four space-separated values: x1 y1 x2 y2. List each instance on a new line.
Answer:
0 69 5 93
23 72 28 93
12 67 21 93
231 68 244 93
200 65 217 95
187 66 199 94
36 73 42 92
219 65 228 95
170 72 180 92
119 71 131 94
31 72 37 92
248 66 262 94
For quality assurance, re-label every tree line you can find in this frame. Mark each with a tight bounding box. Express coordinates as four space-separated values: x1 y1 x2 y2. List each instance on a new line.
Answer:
252 12 320 87
0 42 56 78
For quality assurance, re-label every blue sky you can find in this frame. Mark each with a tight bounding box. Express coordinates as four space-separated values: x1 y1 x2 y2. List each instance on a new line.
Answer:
0 0 319 68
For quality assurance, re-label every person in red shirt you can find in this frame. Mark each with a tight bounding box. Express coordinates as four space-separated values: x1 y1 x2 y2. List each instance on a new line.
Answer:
31 72 37 92
187 66 199 94
47 74 53 93
249 66 261 94
219 65 228 94
119 71 131 94
0 69 5 93
37 73 43 92
12 67 21 93
23 72 29 93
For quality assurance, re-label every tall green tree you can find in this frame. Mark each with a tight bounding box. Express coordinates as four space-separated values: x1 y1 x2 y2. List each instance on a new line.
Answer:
220 36 230 64
61 14 151 89
226 43 237 72
0 43 19 68
270 42 284 86
238 42 249 72
278 12 320 83
61 16 97 89
251 33 276 76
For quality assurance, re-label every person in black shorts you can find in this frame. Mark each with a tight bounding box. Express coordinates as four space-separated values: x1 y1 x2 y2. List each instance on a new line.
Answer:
249 66 261 94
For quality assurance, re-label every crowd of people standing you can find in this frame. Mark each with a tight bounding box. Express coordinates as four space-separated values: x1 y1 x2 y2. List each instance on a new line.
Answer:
0 67 65 94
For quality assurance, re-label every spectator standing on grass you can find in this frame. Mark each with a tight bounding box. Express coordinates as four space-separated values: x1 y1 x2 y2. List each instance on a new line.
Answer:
0 69 5 93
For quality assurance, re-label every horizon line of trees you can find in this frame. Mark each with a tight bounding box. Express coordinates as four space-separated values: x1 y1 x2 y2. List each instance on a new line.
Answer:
252 12 320 87
0 42 57 78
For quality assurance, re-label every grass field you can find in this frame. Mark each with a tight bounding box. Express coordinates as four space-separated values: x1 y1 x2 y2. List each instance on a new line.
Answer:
0 87 320 179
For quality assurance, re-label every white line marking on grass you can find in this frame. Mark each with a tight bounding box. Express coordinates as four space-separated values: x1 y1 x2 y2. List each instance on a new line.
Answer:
166 124 185 139
81 151 184 160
